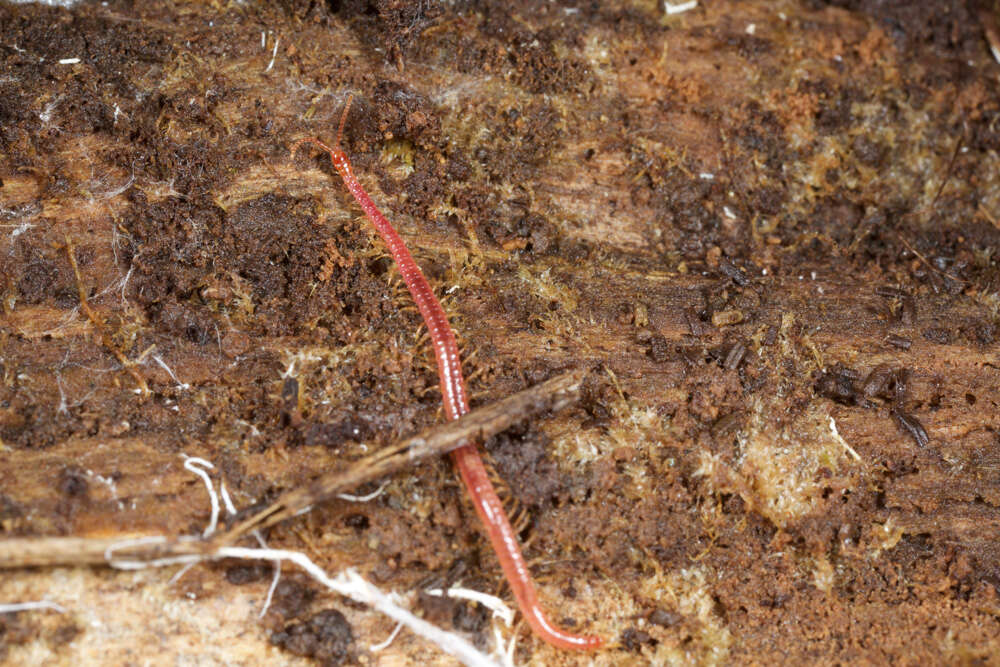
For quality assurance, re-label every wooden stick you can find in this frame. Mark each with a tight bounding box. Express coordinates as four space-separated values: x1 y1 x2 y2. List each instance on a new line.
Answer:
0 368 588 569
0 535 205 569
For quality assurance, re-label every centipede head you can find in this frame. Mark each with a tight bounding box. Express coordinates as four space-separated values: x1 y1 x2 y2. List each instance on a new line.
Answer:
289 136 336 163
289 94 355 163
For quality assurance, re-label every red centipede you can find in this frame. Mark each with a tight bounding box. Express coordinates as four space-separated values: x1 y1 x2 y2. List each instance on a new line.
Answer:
291 97 603 651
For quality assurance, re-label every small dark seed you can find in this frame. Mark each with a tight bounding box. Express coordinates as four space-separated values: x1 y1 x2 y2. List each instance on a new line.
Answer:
861 364 893 400
685 307 706 336
724 343 746 370
647 334 670 363
712 412 744 440
281 377 299 402
892 409 928 447
648 609 681 627
885 334 911 349
762 325 778 346
922 327 951 344
875 285 907 298
719 258 750 287
899 297 917 325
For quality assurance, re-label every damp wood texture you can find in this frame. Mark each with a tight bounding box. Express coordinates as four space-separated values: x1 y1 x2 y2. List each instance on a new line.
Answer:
2 1 1000 665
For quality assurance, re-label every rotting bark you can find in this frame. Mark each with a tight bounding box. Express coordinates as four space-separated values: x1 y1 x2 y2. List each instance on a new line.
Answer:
1 0 999 664
0 367 587 567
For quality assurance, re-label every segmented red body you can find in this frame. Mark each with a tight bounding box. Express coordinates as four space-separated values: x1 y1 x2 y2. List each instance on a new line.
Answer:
291 102 603 651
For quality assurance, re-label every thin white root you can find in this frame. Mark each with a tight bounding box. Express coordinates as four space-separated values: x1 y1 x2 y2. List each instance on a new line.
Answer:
182 457 220 537
265 36 279 73
153 355 191 391
369 620 404 652
259 557 282 619
423 586 515 627
216 548 501 667
336 480 390 503
829 416 862 462
664 0 697 15
0 601 67 614
100 457 503 666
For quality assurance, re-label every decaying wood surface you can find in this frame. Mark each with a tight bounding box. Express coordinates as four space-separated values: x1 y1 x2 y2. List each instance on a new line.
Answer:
0 367 587 568
1 0 999 664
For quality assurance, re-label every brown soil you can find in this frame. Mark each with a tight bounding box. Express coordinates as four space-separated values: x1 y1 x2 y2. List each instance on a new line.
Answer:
2 0 1000 664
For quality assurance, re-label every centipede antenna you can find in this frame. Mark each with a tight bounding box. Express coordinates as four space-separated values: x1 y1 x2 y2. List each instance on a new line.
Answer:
336 94 354 148
290 137 335 163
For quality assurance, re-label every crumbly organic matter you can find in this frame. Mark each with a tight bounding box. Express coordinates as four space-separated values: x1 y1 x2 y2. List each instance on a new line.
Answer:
1 0 999 664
